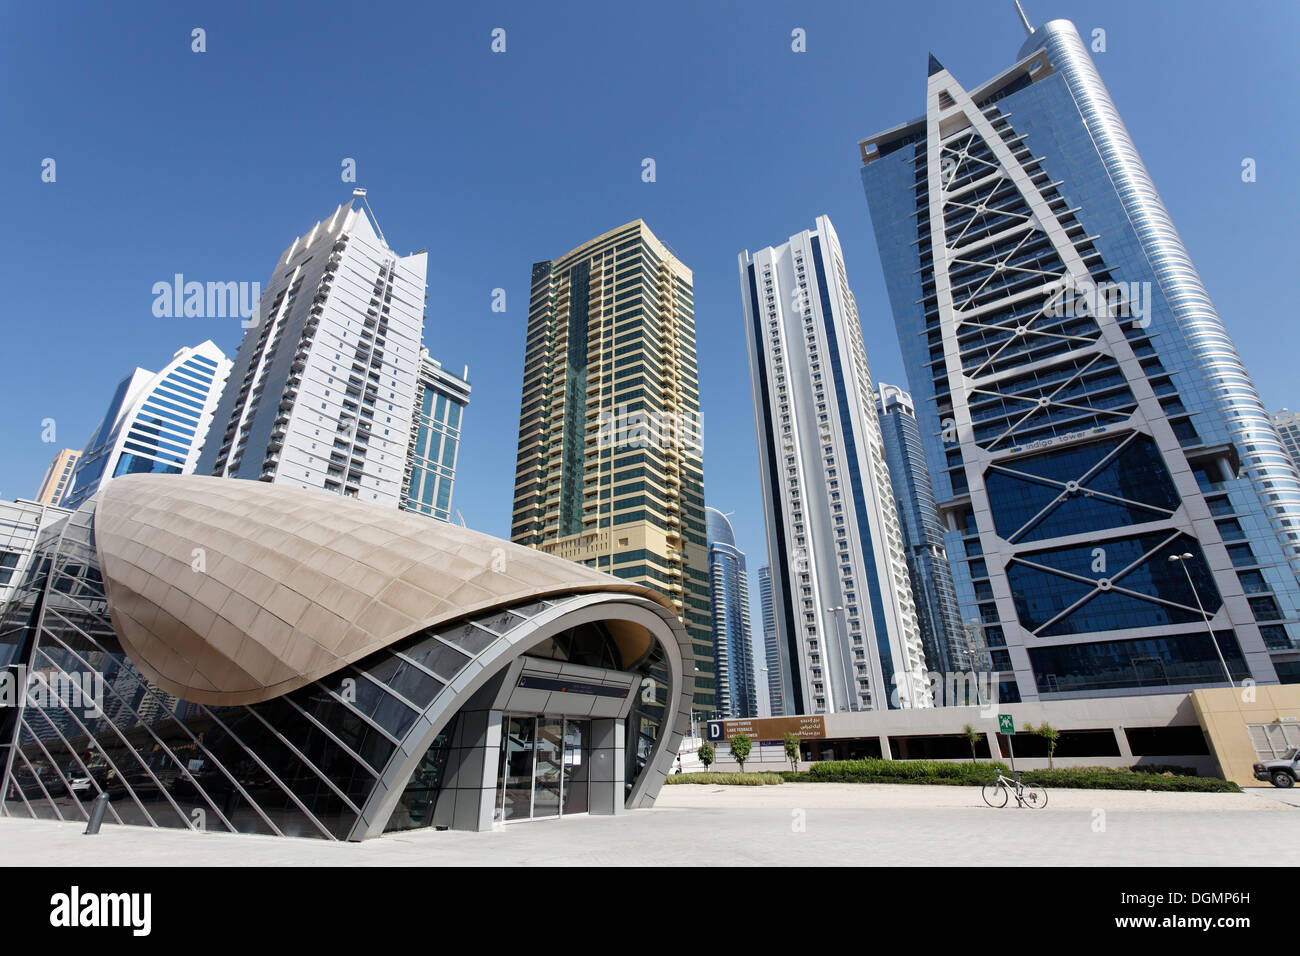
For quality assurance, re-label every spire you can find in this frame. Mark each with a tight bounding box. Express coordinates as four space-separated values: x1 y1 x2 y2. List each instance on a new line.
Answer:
927 52 945 77
1013 0 1034 37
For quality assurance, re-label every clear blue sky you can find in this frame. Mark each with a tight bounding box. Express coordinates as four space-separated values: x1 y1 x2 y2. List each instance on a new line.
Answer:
2 0 1297 603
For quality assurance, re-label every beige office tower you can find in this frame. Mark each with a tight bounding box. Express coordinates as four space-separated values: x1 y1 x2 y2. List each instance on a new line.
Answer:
511 221 713 715
33 449 80 505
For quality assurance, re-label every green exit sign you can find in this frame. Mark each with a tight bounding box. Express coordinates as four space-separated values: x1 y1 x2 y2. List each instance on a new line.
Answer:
998 714 1015 734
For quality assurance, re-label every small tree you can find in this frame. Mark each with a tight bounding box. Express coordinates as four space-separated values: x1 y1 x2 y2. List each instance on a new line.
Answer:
1030 721 1060 769
963 723 981 763
699 741 715 772
783 732 802 772
730 733 752 773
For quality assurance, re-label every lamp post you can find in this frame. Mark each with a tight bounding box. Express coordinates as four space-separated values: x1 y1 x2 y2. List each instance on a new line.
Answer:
1168 552 1234 685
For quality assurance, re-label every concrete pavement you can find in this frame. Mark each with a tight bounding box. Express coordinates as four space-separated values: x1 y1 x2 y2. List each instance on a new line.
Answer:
2 783 1295 866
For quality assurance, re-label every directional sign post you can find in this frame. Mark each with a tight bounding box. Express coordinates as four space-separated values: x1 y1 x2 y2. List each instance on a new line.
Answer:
998 714 1016 774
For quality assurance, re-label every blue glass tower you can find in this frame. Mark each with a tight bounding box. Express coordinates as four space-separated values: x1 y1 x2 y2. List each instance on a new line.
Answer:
400 349 470 522
859 15 1300 699
757 564 783 715
705 507 758 717
877 383 981 684
64 341 231 510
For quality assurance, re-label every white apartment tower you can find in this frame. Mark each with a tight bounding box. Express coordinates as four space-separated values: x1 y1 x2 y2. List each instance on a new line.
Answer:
198 202 427 505
740 215 930 714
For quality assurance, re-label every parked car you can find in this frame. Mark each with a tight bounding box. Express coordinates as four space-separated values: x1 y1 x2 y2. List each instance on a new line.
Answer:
1253 748 1300 788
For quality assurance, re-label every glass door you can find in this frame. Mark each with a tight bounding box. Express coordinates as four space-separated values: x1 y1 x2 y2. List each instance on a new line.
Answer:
532 719 564 818
500 716 535 822
562 720 589 814
497 715 594 822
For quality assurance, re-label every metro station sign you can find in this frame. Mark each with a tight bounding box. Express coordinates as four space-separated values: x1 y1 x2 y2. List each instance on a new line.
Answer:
705 715 827 743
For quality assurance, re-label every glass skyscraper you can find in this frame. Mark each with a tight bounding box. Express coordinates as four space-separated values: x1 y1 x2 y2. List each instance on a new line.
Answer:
877 383 980 684
705 507 758 718
400 348 470 522
1270 410 1300 474
757 564 782 716
63 340 231 510
740 215 930 714
859 15 1300 699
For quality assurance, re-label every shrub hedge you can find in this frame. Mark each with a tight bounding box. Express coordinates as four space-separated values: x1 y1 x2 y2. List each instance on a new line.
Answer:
1013 766 1240 793
779 759 1240 793
664 772 784 786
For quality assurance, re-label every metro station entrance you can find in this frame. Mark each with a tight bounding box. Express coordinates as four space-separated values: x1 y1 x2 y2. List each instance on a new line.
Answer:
496 715 590 822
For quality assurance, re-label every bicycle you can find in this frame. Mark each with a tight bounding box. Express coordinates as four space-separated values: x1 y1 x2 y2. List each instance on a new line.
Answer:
981 769 1048 808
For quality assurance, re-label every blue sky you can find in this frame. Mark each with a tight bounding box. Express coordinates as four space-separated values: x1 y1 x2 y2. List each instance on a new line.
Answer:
2 0 1297 610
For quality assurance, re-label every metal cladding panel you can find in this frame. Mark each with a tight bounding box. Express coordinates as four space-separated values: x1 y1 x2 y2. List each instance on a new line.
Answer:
93 474 676 706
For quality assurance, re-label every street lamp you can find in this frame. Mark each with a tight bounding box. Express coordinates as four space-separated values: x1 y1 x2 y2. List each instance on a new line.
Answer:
1168 552 1234 685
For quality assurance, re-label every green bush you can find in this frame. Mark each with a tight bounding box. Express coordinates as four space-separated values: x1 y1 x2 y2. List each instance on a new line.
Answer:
1128 764 1199 777
778 759 1240 793
1013 767 1239 793
792 758 1007 786
664 772 784 786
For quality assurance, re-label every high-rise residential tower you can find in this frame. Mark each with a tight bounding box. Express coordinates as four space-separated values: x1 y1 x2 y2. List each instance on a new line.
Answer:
757 564 782 716
705 507 758 717
877 383 981 685
1270 410 1300 473
510 221 712 713
859 13 1300 699
740 215 930 714
33 449 80 506
400 348 471 522
64 341 231 510
197 201 426 507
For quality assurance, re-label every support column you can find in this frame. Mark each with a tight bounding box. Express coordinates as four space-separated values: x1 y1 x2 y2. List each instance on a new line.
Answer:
589 718 625 815
1114 725 1133 760
433 707 503 832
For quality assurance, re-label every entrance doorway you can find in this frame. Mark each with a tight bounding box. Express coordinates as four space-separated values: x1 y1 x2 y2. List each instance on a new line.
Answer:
496 716 590 822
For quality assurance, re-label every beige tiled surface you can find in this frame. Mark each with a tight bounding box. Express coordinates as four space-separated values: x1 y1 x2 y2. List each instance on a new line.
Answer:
1191 684 1300 786
95 475 675 707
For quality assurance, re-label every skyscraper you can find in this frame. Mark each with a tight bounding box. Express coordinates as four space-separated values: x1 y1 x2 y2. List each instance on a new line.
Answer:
0 499 72 608
1270 410 1300 473
740 215 930 714
510 221 712 713
400 348 471 522
877 382 981 685
757 564 783 716
197 201 426 507
64 340 231 509
33 449 80 506
705 507 758 717
859 13 1300 699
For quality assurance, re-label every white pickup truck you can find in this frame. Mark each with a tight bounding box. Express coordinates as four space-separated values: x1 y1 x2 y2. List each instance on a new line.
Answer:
1253 748 1300 788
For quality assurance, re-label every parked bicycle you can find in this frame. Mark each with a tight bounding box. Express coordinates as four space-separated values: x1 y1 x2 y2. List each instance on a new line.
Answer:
981 769 1048 808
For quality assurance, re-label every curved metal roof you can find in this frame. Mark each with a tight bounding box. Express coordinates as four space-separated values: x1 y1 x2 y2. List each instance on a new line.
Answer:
94 475 677 706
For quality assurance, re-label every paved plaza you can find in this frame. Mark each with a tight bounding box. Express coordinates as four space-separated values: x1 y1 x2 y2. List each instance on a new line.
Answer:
2 783 1297 866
